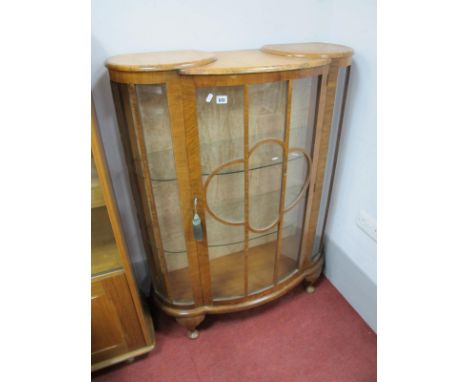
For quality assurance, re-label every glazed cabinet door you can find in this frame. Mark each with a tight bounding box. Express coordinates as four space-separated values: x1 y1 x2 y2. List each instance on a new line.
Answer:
192 74 322 302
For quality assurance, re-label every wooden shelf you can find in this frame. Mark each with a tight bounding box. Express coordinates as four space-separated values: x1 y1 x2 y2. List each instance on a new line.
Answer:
166 239 298 303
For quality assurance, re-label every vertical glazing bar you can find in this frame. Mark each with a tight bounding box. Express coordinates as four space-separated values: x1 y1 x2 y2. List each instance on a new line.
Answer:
273 80 293 285
180 76 213 304
317 65 351 254
165 76 205 306
127 84 172 300
243 85 249 296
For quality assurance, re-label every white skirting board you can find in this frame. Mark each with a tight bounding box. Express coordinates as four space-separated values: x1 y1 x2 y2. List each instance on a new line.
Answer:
323 238 377 332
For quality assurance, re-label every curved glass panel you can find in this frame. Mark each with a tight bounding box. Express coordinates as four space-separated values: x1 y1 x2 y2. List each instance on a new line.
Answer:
312 67 348 258
136 84 193 304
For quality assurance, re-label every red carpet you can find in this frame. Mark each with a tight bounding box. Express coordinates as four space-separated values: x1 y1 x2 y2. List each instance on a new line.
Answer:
93 277 376 382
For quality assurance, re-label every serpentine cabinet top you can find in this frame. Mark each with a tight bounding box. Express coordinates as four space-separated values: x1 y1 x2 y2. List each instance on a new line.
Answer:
105 43 353 76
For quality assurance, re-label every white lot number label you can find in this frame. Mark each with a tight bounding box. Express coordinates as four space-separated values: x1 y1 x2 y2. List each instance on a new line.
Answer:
216 95 228 104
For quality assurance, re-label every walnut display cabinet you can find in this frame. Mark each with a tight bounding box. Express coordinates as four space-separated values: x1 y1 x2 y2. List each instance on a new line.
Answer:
91 101 154 370
106 43 353 339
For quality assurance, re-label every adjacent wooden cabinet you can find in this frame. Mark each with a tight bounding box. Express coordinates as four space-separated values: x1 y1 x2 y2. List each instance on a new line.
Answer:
91 102 155 370
106 43 353 339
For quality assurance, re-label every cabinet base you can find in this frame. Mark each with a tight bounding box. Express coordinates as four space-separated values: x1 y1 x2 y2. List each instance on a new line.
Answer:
91 343 155 372
153 253 323 338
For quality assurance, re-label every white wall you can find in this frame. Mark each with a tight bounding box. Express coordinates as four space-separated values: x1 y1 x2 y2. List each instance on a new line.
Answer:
326 0 377 281
92 0 376 326
322 0 377 331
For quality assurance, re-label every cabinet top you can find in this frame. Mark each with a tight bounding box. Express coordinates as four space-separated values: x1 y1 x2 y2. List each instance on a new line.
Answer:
179 50 329 75
261 42 353 59
105 50 217 72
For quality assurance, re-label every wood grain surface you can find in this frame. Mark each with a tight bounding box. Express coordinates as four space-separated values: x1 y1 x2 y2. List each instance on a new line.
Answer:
262 42 353 60
106 50 216 72
180 49 329 75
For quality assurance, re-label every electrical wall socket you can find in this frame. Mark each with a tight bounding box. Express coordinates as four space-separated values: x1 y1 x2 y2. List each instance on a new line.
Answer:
356 210 377 242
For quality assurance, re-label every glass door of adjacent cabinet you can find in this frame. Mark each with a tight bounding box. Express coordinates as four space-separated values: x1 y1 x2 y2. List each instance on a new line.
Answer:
91 154 122 276
197 76 319 301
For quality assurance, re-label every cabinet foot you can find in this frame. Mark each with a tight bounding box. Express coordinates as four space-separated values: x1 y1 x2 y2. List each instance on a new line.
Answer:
187 329 199 339
176 315 205 339
304 264 322 295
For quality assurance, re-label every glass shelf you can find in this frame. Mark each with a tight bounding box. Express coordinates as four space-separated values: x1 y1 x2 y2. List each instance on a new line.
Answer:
142 126 311 182
162 221 301 256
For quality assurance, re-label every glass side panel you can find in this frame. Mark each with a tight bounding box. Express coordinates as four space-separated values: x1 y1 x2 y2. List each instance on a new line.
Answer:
115 83 167 299
136 84 193 304
197 86 245 300
91 155 122 276
247 81 287 295
312 68 347 258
